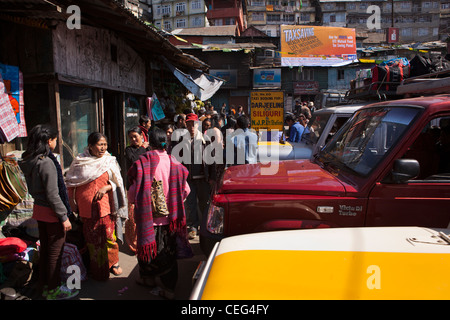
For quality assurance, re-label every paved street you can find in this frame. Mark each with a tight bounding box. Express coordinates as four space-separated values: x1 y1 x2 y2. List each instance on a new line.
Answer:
77 236 206 300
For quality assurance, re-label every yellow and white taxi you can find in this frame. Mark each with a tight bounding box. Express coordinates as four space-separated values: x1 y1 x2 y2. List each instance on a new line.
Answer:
190 227 450 300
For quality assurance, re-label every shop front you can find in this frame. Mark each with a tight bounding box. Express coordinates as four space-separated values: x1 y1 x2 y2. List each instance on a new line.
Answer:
0 17 148 172
0 0 209 172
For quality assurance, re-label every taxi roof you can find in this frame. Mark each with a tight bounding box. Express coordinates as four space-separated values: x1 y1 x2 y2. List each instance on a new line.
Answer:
193 227 450 300
215 226 450 256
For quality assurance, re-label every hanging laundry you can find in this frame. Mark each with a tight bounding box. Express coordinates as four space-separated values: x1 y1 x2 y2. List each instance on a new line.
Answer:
17 71 27 137
0 72 19 142
150 93 165 121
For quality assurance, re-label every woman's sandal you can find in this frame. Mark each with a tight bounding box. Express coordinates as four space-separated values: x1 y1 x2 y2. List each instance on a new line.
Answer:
110 264 123 276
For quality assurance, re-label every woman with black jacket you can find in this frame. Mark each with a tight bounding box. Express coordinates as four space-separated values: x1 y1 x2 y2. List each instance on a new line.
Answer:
19 124 78 300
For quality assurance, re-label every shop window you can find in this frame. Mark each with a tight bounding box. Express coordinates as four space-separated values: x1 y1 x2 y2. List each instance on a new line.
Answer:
23 83 51 132
59 85 97 169
124 94 142 145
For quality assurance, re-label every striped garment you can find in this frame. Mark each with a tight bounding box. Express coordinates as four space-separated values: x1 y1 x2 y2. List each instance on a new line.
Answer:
0 73 19 142
127 150 189 263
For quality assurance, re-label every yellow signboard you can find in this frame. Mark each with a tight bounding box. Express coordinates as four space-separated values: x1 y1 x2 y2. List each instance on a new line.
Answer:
250 91 284 131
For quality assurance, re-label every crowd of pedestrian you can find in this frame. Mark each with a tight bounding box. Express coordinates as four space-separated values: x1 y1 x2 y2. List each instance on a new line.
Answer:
17 101 263 300
16 99 317 300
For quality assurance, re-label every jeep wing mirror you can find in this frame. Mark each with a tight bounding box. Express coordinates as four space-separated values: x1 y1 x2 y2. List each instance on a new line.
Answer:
389 159 420 184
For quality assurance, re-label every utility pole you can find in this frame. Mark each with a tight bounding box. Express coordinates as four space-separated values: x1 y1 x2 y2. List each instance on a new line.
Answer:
391 0 394 27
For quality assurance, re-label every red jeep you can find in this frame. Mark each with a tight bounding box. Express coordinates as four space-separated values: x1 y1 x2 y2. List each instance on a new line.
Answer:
201 94 450 255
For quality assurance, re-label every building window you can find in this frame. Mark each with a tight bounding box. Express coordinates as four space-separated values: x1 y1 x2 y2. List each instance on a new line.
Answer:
401 27 412 37
191 0 201 10
347 3 356 10
176 2 186 13
418 15 432 22
400 1 411 9
282 14 295 22
418 28 429 36
337 69 345 80
164 20 172 31
265 49 274 57
162 5 171 16
267 14 281 22
252 12 265 21
293 68 314 81
176 18 186 28
215 19 223 25
225 17 236 25
269 0 279 5
301 12 310 21
192 16 203 26
251 0 265 5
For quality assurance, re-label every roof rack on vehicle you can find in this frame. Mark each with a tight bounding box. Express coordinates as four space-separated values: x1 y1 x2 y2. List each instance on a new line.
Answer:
397 69 450 97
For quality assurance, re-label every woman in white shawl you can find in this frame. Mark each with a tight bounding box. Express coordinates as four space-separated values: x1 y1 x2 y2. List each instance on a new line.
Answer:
65 132 127 281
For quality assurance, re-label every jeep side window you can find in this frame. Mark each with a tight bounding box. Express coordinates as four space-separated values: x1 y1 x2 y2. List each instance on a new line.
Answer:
303 113 331 145
325 116 349 145
322 106 420 176
402 116 450 180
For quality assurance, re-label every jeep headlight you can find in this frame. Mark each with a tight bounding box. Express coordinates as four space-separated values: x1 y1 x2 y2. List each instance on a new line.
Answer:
206 203 224 234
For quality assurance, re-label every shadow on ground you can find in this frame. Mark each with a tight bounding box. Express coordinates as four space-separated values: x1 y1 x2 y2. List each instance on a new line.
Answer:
76 238 206 300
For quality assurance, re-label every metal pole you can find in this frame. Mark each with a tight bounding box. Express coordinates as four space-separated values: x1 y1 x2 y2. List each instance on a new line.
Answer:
391 0 394 27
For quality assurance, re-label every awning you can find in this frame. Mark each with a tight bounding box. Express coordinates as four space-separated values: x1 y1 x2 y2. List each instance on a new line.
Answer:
162 57 224 101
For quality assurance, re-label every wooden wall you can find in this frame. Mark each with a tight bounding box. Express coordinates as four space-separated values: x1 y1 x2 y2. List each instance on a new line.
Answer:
52 23 146 95
0 20 53 76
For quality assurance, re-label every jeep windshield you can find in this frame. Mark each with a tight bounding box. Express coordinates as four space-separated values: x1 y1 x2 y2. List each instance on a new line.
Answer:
317 106 421 176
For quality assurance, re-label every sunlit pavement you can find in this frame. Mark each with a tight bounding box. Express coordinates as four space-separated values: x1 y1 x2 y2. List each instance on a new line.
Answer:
77 236 205 300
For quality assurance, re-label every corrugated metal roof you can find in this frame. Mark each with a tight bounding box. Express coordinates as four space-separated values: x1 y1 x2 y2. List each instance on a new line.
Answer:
172 25 238 37
176 42 276 51
320 0 386 2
